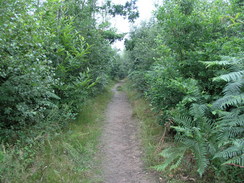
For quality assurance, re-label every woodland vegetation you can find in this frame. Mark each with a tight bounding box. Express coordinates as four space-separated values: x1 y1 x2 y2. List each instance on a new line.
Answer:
0 0 137 181
0 0 243 182
122 0 243 182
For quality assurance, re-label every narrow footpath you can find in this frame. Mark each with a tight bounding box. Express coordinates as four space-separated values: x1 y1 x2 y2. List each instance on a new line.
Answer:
100 82 157 183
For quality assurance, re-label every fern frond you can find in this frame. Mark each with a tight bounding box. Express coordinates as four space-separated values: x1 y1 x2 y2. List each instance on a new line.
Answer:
224 154 244 167
181 96 198 104
215 139 244 167
213 70 244 82
201 56 242 68
174 134 185 142
190 103 208 118
207 141 218 156
159 146 187 158
155 146 187 171
171 126 193 137
182 138 209 176
169 155 185 170
213 94 244 109
223 79 244 95
182 138 196 147
192 141 209 176
218 108 242 118
220 127 244 138
204 118 215 130
217 112 244 140
218 114 244 127
174 115 193 128
154 158 172 171
201 60 233 67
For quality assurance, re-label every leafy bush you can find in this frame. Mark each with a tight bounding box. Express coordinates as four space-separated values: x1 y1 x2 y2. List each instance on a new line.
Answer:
0 0 122 144
155 56 243 179
124 0 244 181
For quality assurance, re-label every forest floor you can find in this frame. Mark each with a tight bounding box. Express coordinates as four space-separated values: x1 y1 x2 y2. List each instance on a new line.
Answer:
99 82 159 183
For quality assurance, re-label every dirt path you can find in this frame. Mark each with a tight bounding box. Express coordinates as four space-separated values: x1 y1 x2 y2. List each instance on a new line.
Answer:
100 82 157 183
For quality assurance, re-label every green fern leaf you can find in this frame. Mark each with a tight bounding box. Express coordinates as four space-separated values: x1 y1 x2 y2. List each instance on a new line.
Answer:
215 139 244 167
201 56 242 68
170 155 185 170
219 114 244 127
155 146 187 171
171 126 193 137
213 94 244 109
213 70 244 82
201 60 233 67
223 79 244 95
224 154 244 166
193 142 209 176
221 127 244 138
174 115 194 128
190 103 208 118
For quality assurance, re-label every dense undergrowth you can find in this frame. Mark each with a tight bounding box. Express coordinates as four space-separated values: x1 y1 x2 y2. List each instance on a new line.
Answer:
124 81 242 183
0 0 136 181
121 0 243 182
0 0 133 144
1 0 243 182
0 86 112 183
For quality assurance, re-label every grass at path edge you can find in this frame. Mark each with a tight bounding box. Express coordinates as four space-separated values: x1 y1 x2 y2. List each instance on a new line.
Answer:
0 86 113 183
123 81 188 183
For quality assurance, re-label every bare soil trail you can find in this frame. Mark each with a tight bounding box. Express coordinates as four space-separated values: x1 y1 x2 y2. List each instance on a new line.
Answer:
100 82 157 183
